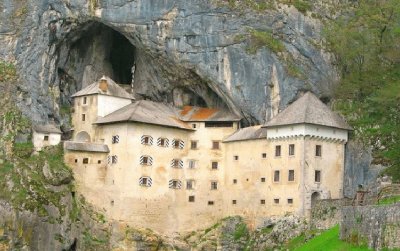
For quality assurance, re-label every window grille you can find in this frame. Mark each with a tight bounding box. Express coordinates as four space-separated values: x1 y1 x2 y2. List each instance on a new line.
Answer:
157 137 169 147
186 180 194 190
112 135 119 144
171 139 185 149
170 159 183 168
141 135 153 145
169 179 182 189
211 181 218 190
140 155 153 166
139 176 152 187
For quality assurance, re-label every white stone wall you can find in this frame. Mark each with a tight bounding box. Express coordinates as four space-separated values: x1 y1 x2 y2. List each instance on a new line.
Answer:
97 95 132 117
266 124 348 142
33 131 61 150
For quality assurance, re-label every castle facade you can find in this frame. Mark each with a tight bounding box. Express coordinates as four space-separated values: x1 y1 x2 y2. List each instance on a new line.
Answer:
64 76 351 233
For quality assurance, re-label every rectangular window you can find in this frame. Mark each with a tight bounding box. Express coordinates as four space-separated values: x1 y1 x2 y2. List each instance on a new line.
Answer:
234 155 239 160
142 156 149 165
43 135 49 141
190 140 198 149
275 145 281 157
189 196 195 202
232 200 237 205
261 177 266 182
82 114 86 121
211 161 218 170
260 199 266 205
288 198 293 204
288 170 295 181
83 158 89 164
83 96 87 105
97 160 101 164
315 170 321 182
262 153 267 159
211 181 218 190
274 170 280 182
188 159 196 169
186 180 194 190
289 144 295 156
316 145 322 157
212 141 220 150
172 139 181 149
274 199 280 204
233 179 237 184
208 201 214 205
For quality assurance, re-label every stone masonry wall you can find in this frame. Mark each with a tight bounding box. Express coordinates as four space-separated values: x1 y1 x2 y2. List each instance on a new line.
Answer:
340 204 400 250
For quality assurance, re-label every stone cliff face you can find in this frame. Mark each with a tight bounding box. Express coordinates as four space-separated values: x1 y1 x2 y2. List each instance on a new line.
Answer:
0 0 338 126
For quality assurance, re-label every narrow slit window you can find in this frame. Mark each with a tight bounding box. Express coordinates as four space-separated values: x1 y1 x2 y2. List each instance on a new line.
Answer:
289 144 295 156
274 170 280 182
275 145 281 157
315 170 321 183
288 170 295 181
316 145 322 157
82 114 86 121
83 96 87 105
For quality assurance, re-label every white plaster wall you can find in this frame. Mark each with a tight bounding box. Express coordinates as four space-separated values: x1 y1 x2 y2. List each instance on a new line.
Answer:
266 124 348 142
33 132 61 150
97 95 131 117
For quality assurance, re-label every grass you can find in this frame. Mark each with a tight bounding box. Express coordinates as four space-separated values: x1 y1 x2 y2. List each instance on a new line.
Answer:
247 29 285 54
0 60 17 82
377 195 400 205
289 225 371 251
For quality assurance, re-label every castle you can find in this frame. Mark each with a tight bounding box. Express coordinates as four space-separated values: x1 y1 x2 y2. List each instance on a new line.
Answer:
63 76 351 233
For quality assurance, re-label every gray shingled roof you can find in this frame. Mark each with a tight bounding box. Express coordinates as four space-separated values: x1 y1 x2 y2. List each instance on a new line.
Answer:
71 76 134 100
95 100 194 130
179 106 241 122
223 125 267 142
64 141 109 153
263 92 352 130
33 124 62 134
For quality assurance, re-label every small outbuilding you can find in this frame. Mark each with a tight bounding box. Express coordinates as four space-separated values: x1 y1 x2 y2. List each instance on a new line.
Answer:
32 124 62 151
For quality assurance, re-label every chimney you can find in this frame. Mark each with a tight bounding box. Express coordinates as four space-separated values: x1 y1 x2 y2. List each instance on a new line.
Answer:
99 76 108 92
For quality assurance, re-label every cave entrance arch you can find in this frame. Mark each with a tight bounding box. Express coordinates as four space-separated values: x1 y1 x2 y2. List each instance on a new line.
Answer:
75 131 91 142
311 191 321 207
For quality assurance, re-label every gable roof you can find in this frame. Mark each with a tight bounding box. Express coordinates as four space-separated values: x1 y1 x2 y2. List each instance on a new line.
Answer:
71 76 134 100
179 106 241 122
263 92 352 130
223 125 267 143
33 124 62 134
95 100 193 130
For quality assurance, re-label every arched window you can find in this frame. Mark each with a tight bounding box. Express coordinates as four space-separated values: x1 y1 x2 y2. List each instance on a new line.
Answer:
75 131 91 142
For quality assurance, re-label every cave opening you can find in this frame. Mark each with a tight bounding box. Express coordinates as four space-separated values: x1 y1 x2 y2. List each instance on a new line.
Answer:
59 21 230 117
109 31 135 85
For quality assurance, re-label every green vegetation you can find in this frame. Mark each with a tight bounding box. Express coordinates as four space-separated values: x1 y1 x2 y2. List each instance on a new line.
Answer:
325 1 400 181
0 60 17 82
246 29 285 54
0 145 72 219
377 195 400 205
284 225 371 251
233 222 248 240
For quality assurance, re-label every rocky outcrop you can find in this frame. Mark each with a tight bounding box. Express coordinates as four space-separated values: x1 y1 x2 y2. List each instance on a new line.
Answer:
340 204 400 250
0 0 339 126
